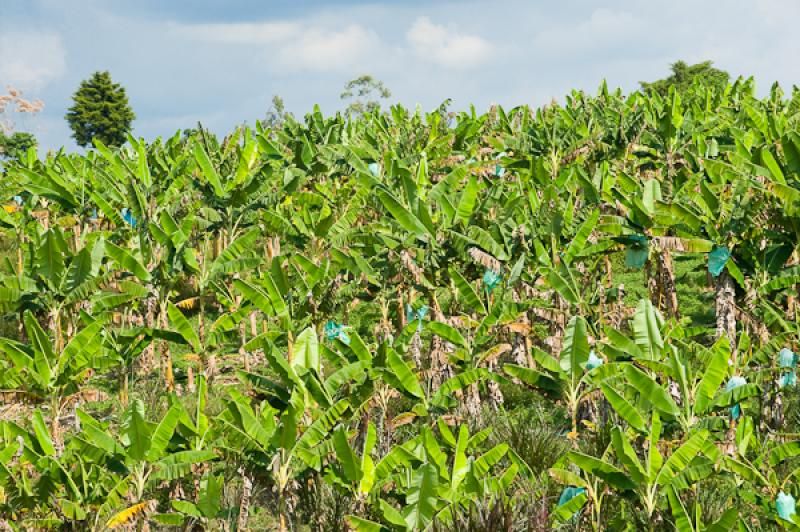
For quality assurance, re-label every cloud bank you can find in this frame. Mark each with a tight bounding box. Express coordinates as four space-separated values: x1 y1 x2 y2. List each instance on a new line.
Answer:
2 0 799 152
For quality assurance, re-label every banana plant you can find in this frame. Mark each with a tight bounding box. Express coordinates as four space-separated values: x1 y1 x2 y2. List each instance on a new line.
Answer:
598 300 753 434
667 487 738 532
504 314 598 439
192 127 270 251
76 396 217 530
168 471 230 529
723 416 800 528
218 329 355 531
602 175 712 317
0 311 106 446
344 423 516 531
0 409 113 528
555 412 715 527
16 227 108 349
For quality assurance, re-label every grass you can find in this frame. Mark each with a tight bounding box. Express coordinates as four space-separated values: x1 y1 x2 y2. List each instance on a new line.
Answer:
612 253 715 327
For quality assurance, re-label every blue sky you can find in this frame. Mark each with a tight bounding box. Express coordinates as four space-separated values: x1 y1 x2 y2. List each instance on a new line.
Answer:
2 0 799 151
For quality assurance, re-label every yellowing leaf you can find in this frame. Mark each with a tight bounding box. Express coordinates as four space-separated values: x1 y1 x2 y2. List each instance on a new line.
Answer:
106 500 155 529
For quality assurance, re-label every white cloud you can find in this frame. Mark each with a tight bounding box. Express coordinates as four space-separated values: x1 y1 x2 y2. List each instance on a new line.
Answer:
274 24 379 72
9 0 800 152
406 17 492 69
0 31 66 90
534 8 646 54
170 21 298 44
170 20 379 72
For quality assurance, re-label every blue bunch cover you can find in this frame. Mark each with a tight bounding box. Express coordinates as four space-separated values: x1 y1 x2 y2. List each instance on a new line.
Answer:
585 350 604 371
777 491 797 521
624 235 649 270
557 486 586 521
483 269 503 293
495 152 507 177
324 321 350 345
405 304 429 332
558 486 586 506
708 246 730 277
779 348 796 369
121 208 138 228
726 376 747 421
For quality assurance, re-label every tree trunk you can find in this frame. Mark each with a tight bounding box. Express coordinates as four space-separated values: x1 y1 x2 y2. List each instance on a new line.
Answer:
49 308 64 353
548 293 568 357
657 249 680 318
120 371 129 407
646 258 659 313
239 318 249 372
511 290 533 368
16 231 24 280
465 382 482 420
237 469 253 532
143 295 156 371
511 327 531 368
249 311 258 337
160 308 174 392
50 397 63 455
409 329 422 369
486 359 504 410
430 303 455 391
787 252 798 321
198 297 206 346
715 271 737 358
187 365 195 393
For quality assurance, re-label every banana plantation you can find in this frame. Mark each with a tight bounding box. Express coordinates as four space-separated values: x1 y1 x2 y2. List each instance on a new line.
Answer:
3 79 800 530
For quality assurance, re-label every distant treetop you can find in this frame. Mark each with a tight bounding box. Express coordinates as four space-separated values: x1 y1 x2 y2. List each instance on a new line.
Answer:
341 75 391 117
66 71 135 148
640 60 730 96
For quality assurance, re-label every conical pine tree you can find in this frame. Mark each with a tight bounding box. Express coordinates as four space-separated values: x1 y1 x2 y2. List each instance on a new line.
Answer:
65 71 135 147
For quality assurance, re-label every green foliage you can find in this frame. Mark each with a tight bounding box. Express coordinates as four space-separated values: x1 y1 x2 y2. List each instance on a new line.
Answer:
341 75 392 117
65 71 135 147
1 75 800 530
641 60 730 96
0 131 36 161
262 94 293 130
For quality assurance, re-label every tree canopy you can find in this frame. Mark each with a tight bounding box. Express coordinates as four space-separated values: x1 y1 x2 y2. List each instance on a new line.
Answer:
65 71 135 148
340 75 391 117
640 60 730 96
0 131 36 161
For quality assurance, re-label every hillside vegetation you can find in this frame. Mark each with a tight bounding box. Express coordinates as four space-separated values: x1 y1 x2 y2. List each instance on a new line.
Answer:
2 79 800 530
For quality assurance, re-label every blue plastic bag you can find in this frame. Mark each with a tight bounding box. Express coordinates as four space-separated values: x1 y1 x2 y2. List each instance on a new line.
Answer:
121 208 138 228
780 348 796 368
624 235 649 270
726 376 747 421
405 304 428 332
495 152 507 177
558 486 586 506
708 246 730 277
777 491 796 521
557 486 586 521
779 348 797 388
483 269 502 293
324 321 350 345
368 162 380 177
585 350 604 371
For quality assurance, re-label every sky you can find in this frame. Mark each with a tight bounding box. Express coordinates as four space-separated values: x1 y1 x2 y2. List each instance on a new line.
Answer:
2 0 800 152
